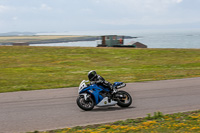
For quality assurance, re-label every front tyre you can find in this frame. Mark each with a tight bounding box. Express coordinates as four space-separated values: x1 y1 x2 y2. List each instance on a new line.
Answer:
116 90 132 107
76 96 95 111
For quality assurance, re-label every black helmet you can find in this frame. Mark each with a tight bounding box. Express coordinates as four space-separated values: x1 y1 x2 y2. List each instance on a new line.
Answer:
88 70 97 81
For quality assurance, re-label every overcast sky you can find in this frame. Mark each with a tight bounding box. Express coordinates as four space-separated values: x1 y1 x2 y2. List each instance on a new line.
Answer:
0 0 200 33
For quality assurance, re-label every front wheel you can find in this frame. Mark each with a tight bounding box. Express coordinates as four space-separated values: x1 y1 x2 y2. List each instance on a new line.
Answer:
116 90 132 107
76 95 95 111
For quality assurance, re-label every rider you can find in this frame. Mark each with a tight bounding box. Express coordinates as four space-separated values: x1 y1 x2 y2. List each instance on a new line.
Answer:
88 70 112 91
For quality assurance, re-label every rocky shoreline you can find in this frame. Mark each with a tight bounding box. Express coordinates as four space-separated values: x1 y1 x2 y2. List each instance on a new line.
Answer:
0 35 137 45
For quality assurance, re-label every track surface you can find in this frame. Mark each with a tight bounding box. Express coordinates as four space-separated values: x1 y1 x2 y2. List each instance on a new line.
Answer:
0 78 200 133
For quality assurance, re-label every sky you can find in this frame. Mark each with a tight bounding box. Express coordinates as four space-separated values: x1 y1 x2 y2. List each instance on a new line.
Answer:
0 0 200 33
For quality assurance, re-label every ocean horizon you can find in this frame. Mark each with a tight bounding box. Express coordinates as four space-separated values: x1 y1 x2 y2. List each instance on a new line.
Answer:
1 29 199 48
32 29 200 48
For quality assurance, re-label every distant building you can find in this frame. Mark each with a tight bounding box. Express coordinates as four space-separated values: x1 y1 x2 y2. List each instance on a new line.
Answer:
125 41 147 48
97 35 147 48
97 35 124 47
12 42 29 46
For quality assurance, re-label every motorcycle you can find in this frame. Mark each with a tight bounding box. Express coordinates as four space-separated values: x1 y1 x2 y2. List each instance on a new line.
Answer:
76 80 132 111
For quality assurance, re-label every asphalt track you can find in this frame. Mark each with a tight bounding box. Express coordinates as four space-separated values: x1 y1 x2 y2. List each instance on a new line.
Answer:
0 77 200 133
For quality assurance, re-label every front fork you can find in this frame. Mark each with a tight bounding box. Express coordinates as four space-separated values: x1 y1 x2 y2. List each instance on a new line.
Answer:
79 93 90 101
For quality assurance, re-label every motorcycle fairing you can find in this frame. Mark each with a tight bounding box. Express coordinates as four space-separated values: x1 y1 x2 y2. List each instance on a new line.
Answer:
96 97 117 107
79 84 106 105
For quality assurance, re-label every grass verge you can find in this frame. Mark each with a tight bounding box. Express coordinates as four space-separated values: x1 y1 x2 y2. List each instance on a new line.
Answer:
0 46 200 93
30 110 200 133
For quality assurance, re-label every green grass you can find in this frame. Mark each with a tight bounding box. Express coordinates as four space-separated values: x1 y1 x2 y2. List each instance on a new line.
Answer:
30 110 200 133
0 46 200 93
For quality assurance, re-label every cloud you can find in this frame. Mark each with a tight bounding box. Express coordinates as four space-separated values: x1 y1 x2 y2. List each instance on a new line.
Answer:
91 0 184 13
1 0 200 33
0 5 10 13
40 4 52 11
88 0 187 26
176 0 183 3
12 16 18 20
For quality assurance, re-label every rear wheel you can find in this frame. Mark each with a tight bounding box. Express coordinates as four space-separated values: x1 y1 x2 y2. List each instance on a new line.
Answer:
76 95 95 111
116 90 132 107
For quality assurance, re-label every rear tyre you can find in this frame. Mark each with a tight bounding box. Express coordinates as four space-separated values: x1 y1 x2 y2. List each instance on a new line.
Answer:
76 96 95 111
116 90 132 107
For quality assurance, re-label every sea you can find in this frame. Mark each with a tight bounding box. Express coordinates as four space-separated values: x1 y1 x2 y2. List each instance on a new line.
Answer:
15 29 200 48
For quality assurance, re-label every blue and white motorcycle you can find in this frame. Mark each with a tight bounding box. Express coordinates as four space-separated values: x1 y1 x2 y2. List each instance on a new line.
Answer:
77 80 132 111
